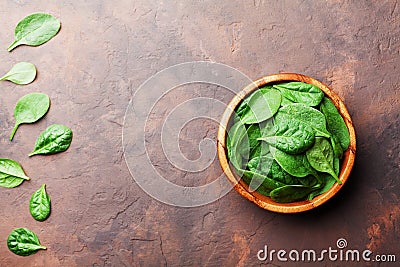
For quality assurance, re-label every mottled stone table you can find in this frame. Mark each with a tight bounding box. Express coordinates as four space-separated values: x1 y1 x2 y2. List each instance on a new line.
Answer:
0 1 399 266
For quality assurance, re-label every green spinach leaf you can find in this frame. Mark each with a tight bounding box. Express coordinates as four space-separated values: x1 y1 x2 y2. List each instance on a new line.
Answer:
270 185 315 203
240 88 281 124
0 62 36 85
275 103 331 138
320 97 350 151
30 184 51 221
8 13 61 52
29 124 73 156
270 146 313 178
306 137 341 184
273 82 324 106
242 169 285 192
10 92 50 141
0 158 30 188
307 173 336 200
7 228 46 256
259 119 315 154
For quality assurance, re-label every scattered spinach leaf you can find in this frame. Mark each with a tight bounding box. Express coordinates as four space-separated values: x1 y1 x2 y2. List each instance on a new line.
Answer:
10 93 50 141
7 228 46 256
8 13 61 52
0 62 36 85
29 124 73 156
30 184 51 221
0 158 30 188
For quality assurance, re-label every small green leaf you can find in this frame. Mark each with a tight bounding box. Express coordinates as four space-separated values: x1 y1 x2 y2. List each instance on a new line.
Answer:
7 228 46 256
30 184 51 221
8 13 61 51
10 93 50 141
270 146 313 178
29 124 73 156
0 62 36 85
0 158 30 188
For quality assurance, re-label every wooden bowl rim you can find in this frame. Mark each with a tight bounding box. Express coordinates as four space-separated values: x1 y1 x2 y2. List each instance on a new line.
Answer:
217 73 356 213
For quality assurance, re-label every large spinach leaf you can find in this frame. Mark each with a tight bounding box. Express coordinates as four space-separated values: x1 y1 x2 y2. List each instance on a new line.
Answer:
320 97 350 151
0 62 36 85
0 158 30 188
240 88 281 124
10 92 50 141
276 103 331 138
7 228 46 256
259 119 315 154
306 137 341 184
29 124 73 156
273 82 324 106
30 184 51 221
270 146 313 178
8 13 61 51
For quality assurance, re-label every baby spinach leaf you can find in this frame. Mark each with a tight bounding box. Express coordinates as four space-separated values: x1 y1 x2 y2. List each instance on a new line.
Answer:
270 185 315 203
320 97 350 151
7 13 61 52
276 103 331 138
0 62 36 85
307 173 336 200
0 158 30 188
10 93 50 141
259 119 315 154
247 153 274 177
270 146 313 177
268 160 305 185
306 137 341 184
30 184 51 221
273 82 324 106
240 88 281 124
7 228 46 256
242 169 285 192
29 124 73 156
280 96 295 106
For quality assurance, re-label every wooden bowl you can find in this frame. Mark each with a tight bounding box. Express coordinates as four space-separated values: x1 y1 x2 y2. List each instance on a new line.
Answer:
217 73 356 213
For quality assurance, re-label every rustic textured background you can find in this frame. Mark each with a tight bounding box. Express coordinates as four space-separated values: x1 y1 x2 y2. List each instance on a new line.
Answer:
0 1 399 266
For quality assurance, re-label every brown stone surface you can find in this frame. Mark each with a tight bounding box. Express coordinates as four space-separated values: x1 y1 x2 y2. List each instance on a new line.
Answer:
0 1 399 266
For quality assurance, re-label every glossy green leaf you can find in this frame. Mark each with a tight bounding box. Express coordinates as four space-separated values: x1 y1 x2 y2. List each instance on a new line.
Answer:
276 103 331 138
270 146 313 178
10 93 50 141
242 169 285 192
273 82 324 106
7 228 46 256
8 13 61 51
307 173 336 200
259 119 315 154
0 62 36 85
270 185 315 203
30 184 51 221
0 158 30 188
29 124 73 156
240 87 281 124
306 137 341 184
320 97 350 151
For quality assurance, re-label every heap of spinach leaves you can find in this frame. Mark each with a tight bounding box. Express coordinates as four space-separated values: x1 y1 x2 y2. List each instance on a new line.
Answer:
227 81 350 203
